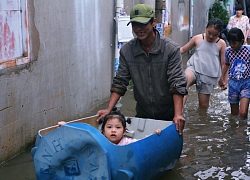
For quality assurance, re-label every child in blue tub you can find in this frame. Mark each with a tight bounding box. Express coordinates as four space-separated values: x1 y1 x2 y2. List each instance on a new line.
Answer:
58 108 161 145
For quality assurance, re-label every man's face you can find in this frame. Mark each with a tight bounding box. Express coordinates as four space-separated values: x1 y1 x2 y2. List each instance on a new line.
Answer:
131 19 156 40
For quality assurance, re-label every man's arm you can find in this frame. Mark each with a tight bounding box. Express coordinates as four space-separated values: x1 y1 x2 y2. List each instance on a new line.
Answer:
173 94 185 135
97 45 131 121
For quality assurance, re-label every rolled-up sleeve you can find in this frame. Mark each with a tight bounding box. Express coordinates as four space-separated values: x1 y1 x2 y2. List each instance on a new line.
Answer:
110 49 131 96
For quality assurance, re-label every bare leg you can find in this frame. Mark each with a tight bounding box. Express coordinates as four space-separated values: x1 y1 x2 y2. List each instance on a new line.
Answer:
230 103 239 116
239 98 249 119
198 93 210 109
183 70 195 105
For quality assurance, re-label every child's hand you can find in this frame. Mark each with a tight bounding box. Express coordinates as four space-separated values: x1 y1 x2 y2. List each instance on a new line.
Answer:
220 83 227 90
218 79 227 90
58 121 67 126
154 129 161 135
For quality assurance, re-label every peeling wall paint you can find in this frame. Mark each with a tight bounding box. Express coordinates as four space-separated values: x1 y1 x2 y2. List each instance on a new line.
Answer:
0 0 30 69
0 5 21 60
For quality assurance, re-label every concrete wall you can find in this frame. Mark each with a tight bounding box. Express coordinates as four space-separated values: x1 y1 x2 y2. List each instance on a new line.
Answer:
0 0 115 163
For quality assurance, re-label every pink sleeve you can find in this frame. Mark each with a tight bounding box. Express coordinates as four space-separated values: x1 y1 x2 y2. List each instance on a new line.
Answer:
118 137 138 146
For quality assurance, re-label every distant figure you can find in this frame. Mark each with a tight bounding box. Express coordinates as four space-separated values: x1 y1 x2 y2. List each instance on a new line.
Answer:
180 18 227 109
227 4 249 44
219 28 250 119
97 4 187 135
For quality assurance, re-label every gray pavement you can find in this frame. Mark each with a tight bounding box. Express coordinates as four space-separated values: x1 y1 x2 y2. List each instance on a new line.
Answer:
0 148 36 180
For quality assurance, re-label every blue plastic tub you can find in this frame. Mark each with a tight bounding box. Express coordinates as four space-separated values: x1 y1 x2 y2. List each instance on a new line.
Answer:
31 116 183 180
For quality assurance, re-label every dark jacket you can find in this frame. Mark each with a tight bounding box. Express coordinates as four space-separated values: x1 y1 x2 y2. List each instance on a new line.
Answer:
111 29 187 120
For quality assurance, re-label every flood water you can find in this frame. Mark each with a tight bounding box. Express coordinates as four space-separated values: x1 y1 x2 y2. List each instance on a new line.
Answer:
0 84 250 180
164 86 250 180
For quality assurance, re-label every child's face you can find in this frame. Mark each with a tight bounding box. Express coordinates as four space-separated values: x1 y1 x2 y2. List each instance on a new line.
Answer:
205 26 220 43
103 118 125 144
229 40 243 51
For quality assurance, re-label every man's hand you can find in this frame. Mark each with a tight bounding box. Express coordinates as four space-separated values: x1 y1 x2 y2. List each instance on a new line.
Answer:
172 94 185 135
173 114 185 135
96 92 121 122
96 108 111 122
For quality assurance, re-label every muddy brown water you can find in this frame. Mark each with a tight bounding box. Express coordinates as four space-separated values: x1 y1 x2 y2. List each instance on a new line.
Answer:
0 85 250 180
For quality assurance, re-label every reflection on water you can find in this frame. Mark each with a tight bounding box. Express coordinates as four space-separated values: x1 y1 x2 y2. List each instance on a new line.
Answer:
0 85 249 180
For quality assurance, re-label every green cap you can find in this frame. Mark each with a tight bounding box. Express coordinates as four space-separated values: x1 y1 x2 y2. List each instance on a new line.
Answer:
127 4 155 25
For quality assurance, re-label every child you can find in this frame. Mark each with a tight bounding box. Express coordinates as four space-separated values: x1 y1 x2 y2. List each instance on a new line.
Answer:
100 110 137 145
219 28 250 119
180 18 227 109
58 108 161 145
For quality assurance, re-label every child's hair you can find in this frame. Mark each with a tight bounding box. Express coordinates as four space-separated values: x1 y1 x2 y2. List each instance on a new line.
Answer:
100 108 131 132
206 18 224 32
227 27 244 44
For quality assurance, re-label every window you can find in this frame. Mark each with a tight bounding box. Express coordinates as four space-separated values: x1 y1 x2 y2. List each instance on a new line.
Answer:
0 0 30 70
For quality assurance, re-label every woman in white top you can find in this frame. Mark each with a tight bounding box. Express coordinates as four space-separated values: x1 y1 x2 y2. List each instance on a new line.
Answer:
227 4 249 44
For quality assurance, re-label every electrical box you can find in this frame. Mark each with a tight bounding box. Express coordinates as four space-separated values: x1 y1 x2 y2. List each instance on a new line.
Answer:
117 16 134 42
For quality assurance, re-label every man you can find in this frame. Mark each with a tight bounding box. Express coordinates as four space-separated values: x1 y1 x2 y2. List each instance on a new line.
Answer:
97 4 187 135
